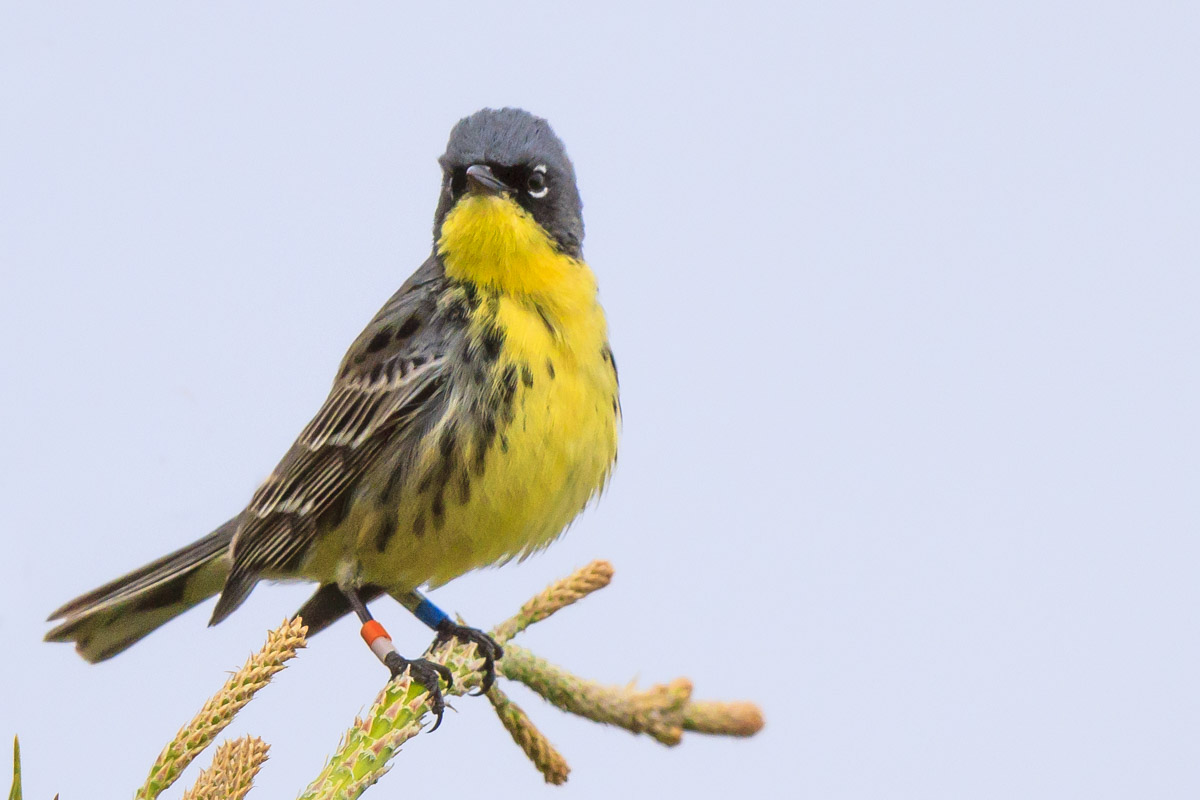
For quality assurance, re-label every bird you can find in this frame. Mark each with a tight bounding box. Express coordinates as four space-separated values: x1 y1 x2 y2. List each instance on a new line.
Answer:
46 108 621 726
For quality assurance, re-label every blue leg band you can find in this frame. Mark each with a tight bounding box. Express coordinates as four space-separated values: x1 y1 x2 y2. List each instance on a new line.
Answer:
413 597 450 630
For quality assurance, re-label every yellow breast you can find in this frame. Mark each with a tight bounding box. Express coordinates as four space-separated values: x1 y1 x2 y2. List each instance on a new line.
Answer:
353 194 619 590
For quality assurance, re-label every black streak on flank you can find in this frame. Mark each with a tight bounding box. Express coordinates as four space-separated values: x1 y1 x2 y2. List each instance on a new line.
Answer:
499 365 519 405
601 345 619 385
439 424 458 458
412 511 426 538
480 411 497 442
366 330 392 354
601 344 618 377
444 282 479 324
373 509 397 553
431 490 446 529
457 469 471 503
462 281 479 307
474 414 496 475
473 445 489 475
445 295 471 323
481 324 505 361
521 363 534 388
535 304 557 336
546 358 556 379
396 316 420 340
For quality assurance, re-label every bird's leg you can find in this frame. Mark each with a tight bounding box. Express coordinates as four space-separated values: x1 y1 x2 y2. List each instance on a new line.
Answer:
341 586 453 730
395 589 504 695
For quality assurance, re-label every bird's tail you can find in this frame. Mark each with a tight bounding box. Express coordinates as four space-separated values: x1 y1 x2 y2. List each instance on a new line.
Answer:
45 517 239 663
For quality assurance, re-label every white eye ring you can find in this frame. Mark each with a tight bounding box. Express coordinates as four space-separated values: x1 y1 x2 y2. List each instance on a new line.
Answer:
527 164 549 198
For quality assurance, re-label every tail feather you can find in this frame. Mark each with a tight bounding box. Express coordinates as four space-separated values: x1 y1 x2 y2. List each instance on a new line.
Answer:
45 518 238 663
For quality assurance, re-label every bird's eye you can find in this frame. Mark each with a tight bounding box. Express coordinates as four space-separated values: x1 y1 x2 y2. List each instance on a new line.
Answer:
526 166 549 199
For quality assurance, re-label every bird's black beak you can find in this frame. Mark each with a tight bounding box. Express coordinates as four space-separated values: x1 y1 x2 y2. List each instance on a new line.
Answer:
465 164 512 196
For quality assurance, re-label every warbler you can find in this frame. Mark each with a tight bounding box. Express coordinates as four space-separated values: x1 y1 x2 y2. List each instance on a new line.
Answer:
46 108 620 723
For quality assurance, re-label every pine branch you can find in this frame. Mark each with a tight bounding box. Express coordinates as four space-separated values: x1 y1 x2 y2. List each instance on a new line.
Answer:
299 561 763 796
485 684 570 785
181 737 270 800
135 618 306 800
13 561 763 798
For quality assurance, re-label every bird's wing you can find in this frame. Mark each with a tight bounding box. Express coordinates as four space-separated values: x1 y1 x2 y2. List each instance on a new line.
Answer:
210 258 452 624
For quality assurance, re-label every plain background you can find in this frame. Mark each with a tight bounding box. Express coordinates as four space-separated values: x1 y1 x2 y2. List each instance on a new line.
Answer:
2 3 1198 798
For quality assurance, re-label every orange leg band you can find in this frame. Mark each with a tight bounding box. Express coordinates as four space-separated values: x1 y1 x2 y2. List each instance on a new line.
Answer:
360 620 390 646
360 620 398 664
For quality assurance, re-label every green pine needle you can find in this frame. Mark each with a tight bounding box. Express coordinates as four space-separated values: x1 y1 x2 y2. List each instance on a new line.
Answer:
8 737 20 800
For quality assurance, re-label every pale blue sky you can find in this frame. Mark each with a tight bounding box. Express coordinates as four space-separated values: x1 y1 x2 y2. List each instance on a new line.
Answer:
2 3 1198 798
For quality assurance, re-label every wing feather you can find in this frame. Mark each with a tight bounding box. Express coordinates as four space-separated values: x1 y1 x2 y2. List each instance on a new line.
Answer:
210 259 454 626
234 362 442 575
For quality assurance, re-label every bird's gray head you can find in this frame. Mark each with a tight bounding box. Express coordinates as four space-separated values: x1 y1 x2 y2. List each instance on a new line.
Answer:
434 108 584 257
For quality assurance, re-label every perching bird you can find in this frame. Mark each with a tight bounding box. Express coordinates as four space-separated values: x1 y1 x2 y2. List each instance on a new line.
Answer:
46 108 620 724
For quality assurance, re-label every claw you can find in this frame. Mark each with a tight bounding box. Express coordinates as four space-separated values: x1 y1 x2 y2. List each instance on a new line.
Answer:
384 651 453 731
433 621 504 695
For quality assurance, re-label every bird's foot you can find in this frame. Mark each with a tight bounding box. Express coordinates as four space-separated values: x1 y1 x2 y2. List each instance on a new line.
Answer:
383 651 454 731
431 620 504 694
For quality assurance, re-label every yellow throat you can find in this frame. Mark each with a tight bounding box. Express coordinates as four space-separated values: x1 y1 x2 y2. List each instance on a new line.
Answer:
437 194 594 303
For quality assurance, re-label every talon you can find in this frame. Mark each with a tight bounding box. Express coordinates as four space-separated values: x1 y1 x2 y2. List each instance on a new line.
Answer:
428 659 454 690
433 620 504 695
383 651 451 731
